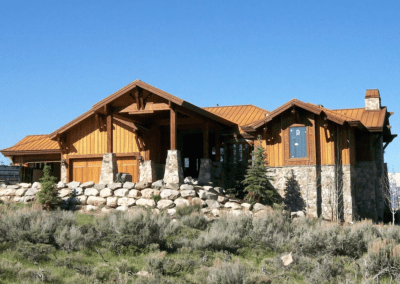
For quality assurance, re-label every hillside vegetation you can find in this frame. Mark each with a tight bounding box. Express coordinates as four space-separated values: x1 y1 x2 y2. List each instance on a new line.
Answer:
0 203 399 283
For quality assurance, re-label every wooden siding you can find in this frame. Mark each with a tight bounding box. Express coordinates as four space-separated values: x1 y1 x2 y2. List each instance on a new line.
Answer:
71 158 103 183
264 116 284 167
315 117 335 165
336 125 355 165
66 115 139 156
117 157 139 183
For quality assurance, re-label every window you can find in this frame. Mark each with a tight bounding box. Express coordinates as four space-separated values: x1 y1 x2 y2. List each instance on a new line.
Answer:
290 127 307 158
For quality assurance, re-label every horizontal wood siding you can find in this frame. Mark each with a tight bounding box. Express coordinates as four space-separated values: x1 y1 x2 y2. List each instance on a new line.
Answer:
71 158 103 183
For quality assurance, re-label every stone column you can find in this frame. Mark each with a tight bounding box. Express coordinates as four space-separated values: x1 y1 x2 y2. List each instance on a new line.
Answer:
198 158 212 185
60 162 67 183
99 153 117 184
163 150 184 187
139 160 156 183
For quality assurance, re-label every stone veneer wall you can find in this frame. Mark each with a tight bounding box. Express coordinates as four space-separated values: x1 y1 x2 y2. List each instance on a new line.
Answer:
61 163 67 183
139 160 156 183
269 164 355 222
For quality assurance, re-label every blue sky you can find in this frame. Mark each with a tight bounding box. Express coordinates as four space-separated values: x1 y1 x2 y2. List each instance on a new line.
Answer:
0 0 399 171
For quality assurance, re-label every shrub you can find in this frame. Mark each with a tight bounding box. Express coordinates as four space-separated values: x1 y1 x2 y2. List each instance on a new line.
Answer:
283 170 306 212
207 262 247 284
16 241 54 263
181 214 208 230
37 164 62 210
152 194 161 204
175 204 201 217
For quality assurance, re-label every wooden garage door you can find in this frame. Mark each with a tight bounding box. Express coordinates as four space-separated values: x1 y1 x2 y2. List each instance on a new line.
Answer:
117 157 138 183
71 158 102 183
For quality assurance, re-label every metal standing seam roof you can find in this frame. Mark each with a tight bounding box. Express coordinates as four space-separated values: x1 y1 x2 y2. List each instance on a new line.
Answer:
1 135 60 155
332 107 387 130
202 105 269 132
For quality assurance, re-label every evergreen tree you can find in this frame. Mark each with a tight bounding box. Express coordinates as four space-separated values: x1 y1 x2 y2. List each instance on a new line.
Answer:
37 164 61 210
242 136 278 204
283 170 306 212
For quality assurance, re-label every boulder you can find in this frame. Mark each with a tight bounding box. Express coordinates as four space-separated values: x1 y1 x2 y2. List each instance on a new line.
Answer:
81 181 95 189
157 199 174 209
108 183 122 190
198 190 207 200
102 207 115 213
224 202 242 210
123 182 136 190
57 182 67 189
165 183 180 190
86 205 98 211
180 184 194 191
25 188 38 196
135 182 151 190
94 184 107 190
67 181 81 189
281 252 293 266
201 208 211 214
128 189 141 198
117 197 135 207
87 196 106 206
114 188 129 197
190 197 206 207
214 187 225 194
211 209 220 217
23 196 35 203
205 200 221 209
100 188 113 198
183 176 194 184
84 188 99 196
152 208 160 215
180 189 196 198
32 182 41 189
7 185 20 189
136 271 152 277
76 195 87 205
151 180 164 189
202 186 214 192
167 208 176 216
141 188 161 199
19 183 32 188
59 188 72 198
205 192 218 200
218 196 228 203
116 206 128 211
136 198 156 207
0 196 10 203
13 197 22 203
174 197 189 207
3 189 16 196
15 188 27 197
253 203 268 212
106 197 118 208
160 189 180 200
241 203 252 209
74 187 84 196
291 211 306 218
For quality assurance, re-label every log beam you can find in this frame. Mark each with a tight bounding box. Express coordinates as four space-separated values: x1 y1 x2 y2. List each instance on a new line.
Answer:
170 103 177 150
107 113 113 153
203 123 209 158
215 126 221 162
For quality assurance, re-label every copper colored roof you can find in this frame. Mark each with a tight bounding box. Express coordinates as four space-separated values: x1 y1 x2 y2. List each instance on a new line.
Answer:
332 107 387 131
1 135 60 156
203 105 269 132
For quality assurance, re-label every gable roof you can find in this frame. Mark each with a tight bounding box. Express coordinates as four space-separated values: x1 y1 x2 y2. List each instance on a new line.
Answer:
202 105 269 133
49 80 235 139
241 98 389 132
1 135 60 156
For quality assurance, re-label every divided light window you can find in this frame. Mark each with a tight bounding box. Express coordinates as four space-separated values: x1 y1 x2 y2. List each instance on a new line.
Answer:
290 127 307 158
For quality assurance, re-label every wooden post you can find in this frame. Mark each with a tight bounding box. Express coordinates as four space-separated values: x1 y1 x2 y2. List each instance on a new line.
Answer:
215 127 220 162
203 123 209 158
170 104 177 150
107 113 113 153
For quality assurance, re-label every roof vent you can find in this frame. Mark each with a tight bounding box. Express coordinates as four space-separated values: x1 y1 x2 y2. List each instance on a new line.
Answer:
365 89 381 110
318 104 324 108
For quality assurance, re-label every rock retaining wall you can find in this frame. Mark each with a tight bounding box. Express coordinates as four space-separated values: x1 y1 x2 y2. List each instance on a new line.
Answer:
0 180 275 218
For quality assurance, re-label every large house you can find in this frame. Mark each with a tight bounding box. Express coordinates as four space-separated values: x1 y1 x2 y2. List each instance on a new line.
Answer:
1 80 396 222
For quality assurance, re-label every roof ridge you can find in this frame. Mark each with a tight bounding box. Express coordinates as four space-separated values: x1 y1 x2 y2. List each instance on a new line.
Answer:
203 104 269 112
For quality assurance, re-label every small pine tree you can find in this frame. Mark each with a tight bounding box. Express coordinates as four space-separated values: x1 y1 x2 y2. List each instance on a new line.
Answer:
283 170 306 212
37 164 61 210
242 136 278 204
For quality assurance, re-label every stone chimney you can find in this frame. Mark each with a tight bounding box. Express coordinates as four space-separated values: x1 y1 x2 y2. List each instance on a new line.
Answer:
365 89 381 110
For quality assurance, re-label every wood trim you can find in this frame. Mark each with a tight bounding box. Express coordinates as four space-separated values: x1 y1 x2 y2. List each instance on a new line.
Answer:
1 150 61 156
67 153 140 160
215 127 221 162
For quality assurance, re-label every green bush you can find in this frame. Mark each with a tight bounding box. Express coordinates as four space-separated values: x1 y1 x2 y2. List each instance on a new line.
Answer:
207 262 247 284
181 214 208 230
175 204 201 217
37 164 62 210
16 241 54 263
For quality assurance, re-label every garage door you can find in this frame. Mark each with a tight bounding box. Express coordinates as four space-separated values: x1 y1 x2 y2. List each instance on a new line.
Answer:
117 157 138 183
71 158 103 183
70 157 138 184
